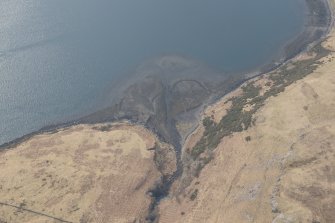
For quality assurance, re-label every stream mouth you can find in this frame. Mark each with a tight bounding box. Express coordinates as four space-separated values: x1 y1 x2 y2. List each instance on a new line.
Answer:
0 0 313 146
0 0 332 222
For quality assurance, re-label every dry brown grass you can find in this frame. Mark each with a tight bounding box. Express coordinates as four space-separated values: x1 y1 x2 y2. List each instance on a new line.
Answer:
1 2 335 223
158 18 335 223
0 123 161 223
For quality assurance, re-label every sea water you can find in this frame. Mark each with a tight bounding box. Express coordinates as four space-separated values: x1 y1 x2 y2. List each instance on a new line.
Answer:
0 0 306 145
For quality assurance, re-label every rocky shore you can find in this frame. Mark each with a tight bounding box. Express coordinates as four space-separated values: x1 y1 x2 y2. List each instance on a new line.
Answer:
0 0 333 222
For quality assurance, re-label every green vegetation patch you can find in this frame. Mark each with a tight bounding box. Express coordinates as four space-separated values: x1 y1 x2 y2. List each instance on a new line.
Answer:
189 43 331 170
190 189 198 201
190 82 261 159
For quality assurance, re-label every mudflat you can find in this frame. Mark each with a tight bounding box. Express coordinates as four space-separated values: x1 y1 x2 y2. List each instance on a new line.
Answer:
158 2 335 221
0 0 334 222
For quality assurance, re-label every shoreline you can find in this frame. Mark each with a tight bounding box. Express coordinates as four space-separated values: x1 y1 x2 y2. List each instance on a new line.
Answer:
0 0 333 151
248 0 333 77
180 0 334 147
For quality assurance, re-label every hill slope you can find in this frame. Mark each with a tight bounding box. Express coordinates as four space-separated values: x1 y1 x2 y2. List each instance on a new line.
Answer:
0 1 334 223
0 123 176 223
158 13 335 223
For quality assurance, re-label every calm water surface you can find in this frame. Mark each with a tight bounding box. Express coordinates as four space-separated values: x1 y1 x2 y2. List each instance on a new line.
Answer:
0 0 306 144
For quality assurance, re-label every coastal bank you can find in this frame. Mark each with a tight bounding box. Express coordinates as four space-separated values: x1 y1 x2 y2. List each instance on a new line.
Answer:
0 0 334 222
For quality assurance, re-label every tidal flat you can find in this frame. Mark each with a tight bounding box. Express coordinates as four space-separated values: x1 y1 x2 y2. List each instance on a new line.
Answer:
0 0 324 146
0 0 333 222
